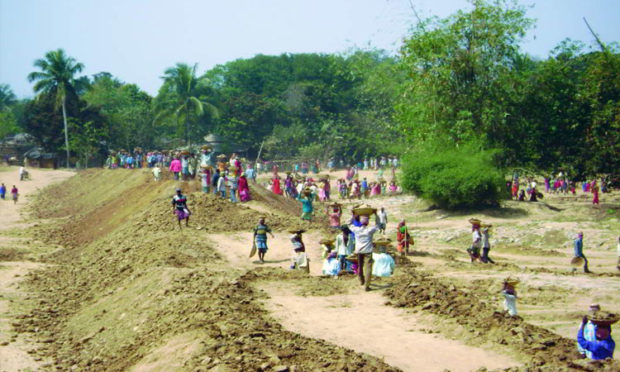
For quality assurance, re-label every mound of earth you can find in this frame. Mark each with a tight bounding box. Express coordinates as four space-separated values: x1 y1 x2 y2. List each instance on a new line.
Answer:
384 265 620 371
13 169 398 371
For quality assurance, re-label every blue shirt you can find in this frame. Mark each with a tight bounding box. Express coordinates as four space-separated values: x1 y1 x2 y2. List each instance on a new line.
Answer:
577 326 615 360
297 194 314 213
254 224 271 243
574 237 583 257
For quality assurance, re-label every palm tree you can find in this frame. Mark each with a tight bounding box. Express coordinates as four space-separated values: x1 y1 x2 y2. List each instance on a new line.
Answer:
27 49 84 167
0 84 17 111
157 63 217 147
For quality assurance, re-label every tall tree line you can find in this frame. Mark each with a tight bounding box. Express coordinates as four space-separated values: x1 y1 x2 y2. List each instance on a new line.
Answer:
0 0 617 176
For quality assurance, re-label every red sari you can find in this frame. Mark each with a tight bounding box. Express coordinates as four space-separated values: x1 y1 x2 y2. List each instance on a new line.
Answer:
592 185 599 205
396 222 412 254
272 177 283 195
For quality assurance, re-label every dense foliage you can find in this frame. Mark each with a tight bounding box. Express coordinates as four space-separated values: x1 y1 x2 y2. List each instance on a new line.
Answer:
0 0 617 181
400 143 505 209
397 0 619 178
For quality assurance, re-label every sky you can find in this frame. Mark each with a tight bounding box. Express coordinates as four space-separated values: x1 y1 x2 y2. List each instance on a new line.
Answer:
1 0 619 98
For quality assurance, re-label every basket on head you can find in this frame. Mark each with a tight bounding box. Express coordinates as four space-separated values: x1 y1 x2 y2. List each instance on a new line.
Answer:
588 312 619 326
468 218 482 226
570 256 585 267
481 223 493 229
374 238 392 246
288 228 306 234
503 277 520 286
319 238 335 246
352 204 377 216
217 154 227 159
181 150 190 156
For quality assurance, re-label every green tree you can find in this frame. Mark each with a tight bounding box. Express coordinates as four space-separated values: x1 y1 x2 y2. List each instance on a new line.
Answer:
0 84 16 111
68 119 105 168
156 63 217 147
27 49 85 166
398 0 533 145
0 84 19 138
83 73 154 150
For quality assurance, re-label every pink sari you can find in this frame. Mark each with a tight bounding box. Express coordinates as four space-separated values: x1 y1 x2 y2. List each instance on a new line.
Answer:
238 176 251 202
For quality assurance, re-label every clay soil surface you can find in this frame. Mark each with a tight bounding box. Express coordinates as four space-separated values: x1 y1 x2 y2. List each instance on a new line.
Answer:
0 167 73 371
3 167 619 371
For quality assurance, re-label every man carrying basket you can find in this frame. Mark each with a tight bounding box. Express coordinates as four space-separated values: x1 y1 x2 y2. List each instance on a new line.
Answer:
348 204 380 291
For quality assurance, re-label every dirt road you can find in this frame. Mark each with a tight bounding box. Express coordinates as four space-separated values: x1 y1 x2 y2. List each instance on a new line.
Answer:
0 167 73 371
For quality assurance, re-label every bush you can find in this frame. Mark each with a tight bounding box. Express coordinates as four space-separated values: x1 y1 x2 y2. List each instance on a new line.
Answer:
400 144 505 209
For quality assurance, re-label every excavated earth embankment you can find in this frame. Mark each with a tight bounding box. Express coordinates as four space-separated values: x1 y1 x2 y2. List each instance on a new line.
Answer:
10 168 620 371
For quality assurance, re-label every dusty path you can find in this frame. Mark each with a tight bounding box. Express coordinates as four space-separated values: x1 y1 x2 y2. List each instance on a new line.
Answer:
259 283 518 372
206 230 521 371
0 167 74 371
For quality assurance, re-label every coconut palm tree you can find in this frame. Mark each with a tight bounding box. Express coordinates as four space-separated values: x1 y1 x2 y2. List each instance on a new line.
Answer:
0 84 16 111
157 63 217 147
27 49 84 167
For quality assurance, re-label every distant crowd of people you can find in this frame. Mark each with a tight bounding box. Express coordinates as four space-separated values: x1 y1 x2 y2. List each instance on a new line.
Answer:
508 171 611 205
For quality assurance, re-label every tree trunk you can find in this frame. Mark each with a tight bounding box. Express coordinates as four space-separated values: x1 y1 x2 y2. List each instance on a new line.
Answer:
186 105 190 147
61 96 70 168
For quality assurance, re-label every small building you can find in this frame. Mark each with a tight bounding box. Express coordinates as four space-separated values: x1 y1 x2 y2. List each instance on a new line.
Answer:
0 133 36 165
23 147 58 169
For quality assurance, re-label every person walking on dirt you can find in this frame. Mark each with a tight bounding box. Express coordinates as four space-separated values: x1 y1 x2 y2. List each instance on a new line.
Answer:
253 217 274 263
297 189 315 221
326 203 342 231
336 226 354 273
591 181 600 205
217 171 227 198
481 225 495 264
212 169 221 195
467 219 482 262
577 314 615 360
377 207 388 235
574 232 591 273
171 188 190 228
577 304 601 359
396 220 413 255
169 157 182 180
501 278 519 316
0 183 5 200
11 185 18 204
19 166 28 181
349 213 380 291
290 229 309 272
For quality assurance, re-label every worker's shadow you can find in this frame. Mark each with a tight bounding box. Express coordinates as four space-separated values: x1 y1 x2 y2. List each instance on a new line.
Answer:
369 282 393 290
407 251 430 257
252 259 290 264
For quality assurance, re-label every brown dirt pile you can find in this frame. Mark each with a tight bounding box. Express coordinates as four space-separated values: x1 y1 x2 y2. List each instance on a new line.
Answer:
139 192 327 233
13 169 398 371
384 266 619 371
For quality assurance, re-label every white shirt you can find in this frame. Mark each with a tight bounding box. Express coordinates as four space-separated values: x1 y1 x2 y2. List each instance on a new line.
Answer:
19 167 24 175
335 234 354 256
377 211 388 224
349 224 379 254
472 230 481 248
217 176 226 191
482 230 490 248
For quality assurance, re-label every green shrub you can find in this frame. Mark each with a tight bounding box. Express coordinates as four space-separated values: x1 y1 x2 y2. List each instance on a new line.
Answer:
400 144 505 209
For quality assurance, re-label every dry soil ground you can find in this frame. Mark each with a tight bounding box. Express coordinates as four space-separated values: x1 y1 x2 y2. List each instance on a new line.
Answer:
0 166 618 372
0 167 74 371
